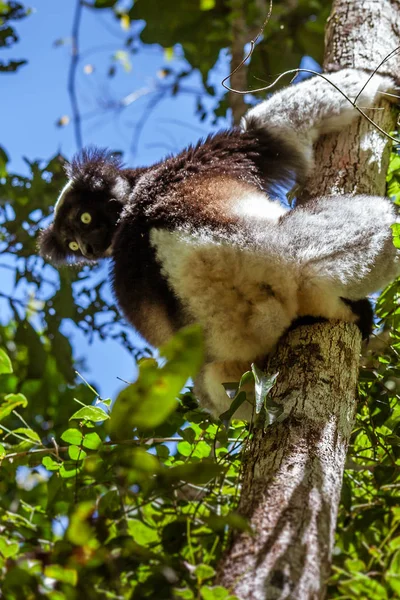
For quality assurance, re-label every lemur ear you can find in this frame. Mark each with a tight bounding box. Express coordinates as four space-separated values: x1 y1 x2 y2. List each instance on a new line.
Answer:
38 225 68 265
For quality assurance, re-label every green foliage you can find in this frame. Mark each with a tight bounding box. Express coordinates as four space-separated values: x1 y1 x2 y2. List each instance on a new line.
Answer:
0 344 247 598
109 325 204 436
387 143 400 205
0 1 29 72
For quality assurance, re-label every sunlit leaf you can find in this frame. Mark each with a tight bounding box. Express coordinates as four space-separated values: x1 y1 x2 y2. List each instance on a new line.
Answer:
109 325 203 436
200 0 215 10
42 456 60 471
70 405 109 423
128 519 159 545
82 431 102 450
67 502 95 545
44 565 77 586
391 223 400 249
61 428 83 445
13 428 41 444
0 536 19 559
68 445 87 461
194 564 215 581
0 393 28 420
200 586 239 600
0 348 12 375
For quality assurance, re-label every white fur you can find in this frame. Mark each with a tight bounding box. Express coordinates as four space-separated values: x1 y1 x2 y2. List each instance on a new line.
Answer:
233 191 287 221
111 176 130 201
242 69 397 177
150 226 299 363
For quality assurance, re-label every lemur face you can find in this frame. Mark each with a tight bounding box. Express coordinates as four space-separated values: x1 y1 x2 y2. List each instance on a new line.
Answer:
39 148 131 265
39 183 123 264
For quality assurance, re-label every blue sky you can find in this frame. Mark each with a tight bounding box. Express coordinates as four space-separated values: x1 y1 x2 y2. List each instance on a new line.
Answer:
0 2 230 399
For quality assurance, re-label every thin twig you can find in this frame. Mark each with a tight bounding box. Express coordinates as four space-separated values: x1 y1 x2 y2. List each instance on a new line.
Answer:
354 45 400 103
68 0 84 151
228 67 400 144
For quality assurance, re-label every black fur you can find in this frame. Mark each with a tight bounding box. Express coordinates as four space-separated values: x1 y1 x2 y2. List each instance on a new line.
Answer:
289 299 373 340
341 297 374 340
38 225 69 265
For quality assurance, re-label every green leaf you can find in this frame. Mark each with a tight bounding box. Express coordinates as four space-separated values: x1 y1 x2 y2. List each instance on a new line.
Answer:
177 441 192 456
186 440 211 458
59 463 81 479
219 391 247 422
68 445 87 461
200 586 239 600
392 223 400 249
98 489 120 518
174 590 195 600
194 564 215 581
44 565 77 586
388 155 400 175
0 393 28 420
67 502 95 545
200 0 215 9
42 456 60 471
61 428 83 445
0 146 9 178
0 348 12 375
109 325 204 436
252 365 279 414
82 431 102 450
0 444 5 460
12 428 41 444
128 519 159 545
166 459 225 485
0 536 19 559
70 405 109 423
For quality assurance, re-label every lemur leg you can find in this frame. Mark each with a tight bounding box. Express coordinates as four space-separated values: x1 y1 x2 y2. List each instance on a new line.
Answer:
241 69 397 175
279 194 400 327
195 360 255 421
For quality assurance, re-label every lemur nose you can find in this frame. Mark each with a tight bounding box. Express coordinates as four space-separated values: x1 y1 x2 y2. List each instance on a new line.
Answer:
79 241 94 257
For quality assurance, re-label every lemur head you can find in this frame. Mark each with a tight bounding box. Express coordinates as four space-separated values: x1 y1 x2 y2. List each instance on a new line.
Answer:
39 148 137 264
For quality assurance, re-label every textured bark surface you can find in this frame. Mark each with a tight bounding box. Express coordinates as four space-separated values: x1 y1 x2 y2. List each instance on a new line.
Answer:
301 0 400 202
217 1 400 598
218 324 361 599
229 0 248 124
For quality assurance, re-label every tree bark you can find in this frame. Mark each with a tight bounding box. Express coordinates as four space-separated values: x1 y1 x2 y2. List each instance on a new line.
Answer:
217 1 400 598
229 0 248 124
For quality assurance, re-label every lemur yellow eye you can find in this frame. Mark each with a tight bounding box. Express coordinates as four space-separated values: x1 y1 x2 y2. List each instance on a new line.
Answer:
81 212 92 224
69 241 79 251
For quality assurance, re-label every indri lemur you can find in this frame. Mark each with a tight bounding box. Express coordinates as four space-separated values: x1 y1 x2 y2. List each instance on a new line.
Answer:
39 69 400 420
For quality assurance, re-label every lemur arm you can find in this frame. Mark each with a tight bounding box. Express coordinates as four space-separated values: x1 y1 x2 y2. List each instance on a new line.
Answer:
242 69 397 180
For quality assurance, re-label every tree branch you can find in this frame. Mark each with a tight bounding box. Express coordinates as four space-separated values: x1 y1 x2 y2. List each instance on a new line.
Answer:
68 0 84 151
229 0 248 124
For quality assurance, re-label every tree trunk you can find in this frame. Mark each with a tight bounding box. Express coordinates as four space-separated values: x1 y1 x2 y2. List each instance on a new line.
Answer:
217 1 400 598
229 0 248 124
